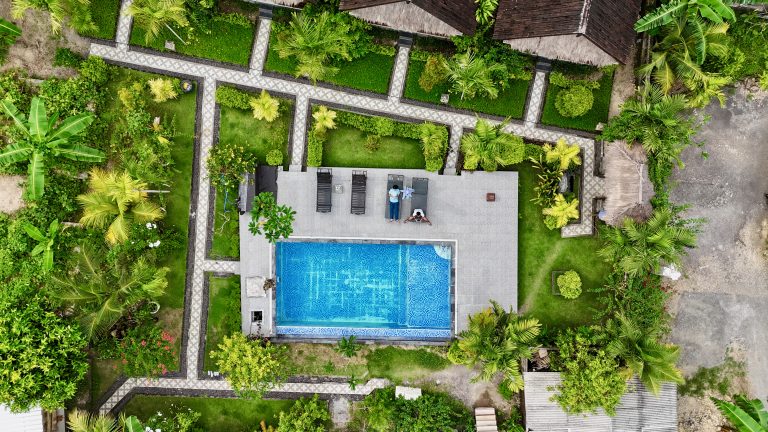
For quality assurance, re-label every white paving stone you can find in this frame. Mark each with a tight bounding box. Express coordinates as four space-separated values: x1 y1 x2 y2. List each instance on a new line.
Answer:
525 70 547 127
249 18 271 74
203 260 240 274
388 46 410 101
115 0 132 50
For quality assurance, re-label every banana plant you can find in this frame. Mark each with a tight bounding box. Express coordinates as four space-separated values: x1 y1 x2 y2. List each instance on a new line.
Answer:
22 219 63 272
0 17 21 46
0 97 104 200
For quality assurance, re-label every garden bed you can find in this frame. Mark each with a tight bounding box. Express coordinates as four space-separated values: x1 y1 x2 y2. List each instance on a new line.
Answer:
130 17 255 66
404 58 531 119
540 65 614 132
79 0 120 40
210 188 239 259
321 125 425 169
204 275 241 371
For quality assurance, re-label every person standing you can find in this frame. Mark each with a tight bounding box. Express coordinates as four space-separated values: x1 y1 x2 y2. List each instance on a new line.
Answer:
388 184 401 222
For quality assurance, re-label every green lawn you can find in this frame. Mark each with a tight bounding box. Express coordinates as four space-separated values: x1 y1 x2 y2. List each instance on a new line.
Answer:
130 19 255 66
79 0 120 40
366 346 450 383
218 102 292 167
404 59 530 119
210 188 239 259
517 163 610 328
264 32 394 93
89 359 120 411
204 275 241 370
322 125 425 169
122 396 295 432
540 70 614 132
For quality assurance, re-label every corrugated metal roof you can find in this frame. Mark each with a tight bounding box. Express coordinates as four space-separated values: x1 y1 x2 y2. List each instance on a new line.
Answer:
0 405 43 432
523 372 677 432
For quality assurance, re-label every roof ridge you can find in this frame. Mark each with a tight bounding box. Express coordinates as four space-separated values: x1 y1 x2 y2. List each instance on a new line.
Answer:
577 0 592 34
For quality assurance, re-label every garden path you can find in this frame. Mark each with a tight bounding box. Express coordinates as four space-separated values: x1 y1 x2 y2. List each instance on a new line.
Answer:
92 1 605 413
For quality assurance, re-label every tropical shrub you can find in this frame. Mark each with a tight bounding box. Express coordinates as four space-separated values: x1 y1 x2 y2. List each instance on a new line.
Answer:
418 54 448 92
544 138 581 171
53 47 83 68
555 85 594 118
712 394 768 432
443 51 507 100
266 149 283 166
451 32 533 82
0 18 21 65
557 270 582 299
306 130 324 167
143 407 201 432
127 0 189 45
276 395 330 432
68 410 145 432
216 86 251 110
100 324 176 377
207 140 257 192
475 0 499 24
728 12 768 80
448 301 540 394
336 336 361 357
364 134 381 153
212 333 291 399
312 106 337 133
250 90 280 122
543 194 579 229
371 116 395 137
594 272 671 334
634 0 737 33
147 78 180 103
11 0 95 34
420 122 449 172
248 192 296 243
461 118 525 171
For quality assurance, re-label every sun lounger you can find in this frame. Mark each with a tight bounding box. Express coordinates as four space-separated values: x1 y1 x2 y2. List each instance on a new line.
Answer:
351 170 367 215
410 177 429 217
316 168 332 213
384 174 404 219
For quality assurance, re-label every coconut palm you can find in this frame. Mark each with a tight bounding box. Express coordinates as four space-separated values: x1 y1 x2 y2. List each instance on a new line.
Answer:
606 314 684 394
0 97 103 200
448 301 540 394
127 0 189 45
634 0 737 32
52 246 168 340
544 138 582 171
542 194 579 229
274 11 355 82
639 17 729 94
312 106 337 133
250 90 280 122
712 395 768 432
22 219 63 272
443 51 507 100
77 169 164 245
461 118 525 172
598 207 697 276
11 0 95 34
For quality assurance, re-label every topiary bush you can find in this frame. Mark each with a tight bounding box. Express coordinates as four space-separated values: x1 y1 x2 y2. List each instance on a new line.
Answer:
557 270 582 299
306 130 324 167
266 149 283 166
216 86 251 110
425 158 444 172
555 85 594 118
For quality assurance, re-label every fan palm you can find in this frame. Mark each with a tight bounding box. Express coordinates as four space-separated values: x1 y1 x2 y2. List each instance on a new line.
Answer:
0 97 103 200
460 118 525 172
22 219 63 272
11 0 95 34
126 0 189 45
52 246 168 340
606 314 684 394
634 0 737 32
274 11 355 82
448 301 540 394
544 138 582 171
542 194 579 229
443 51 506 100
77 169 164 245
639 17 729 94
712 395 768 432
598 207 697 276
250 90 280 122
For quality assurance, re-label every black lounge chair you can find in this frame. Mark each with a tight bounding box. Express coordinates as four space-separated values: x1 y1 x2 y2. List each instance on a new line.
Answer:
351 170 367 215
410 177 429 218
384 174 404 219
316 168 332 213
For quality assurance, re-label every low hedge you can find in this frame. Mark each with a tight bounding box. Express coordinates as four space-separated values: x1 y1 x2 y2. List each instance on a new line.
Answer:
216 86 251 110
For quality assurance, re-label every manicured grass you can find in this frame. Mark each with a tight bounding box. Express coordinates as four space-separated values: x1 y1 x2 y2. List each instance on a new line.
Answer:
540 69 614 132
210 188 239 259
517 163 611 328
122 396 295 432
89 359 119 410
130 19 255 66
264 32 394 93
322 125 425 169
404 59 530 119
79 0 120 40
218 103 292 167
204 275 241 371
366 347 450 382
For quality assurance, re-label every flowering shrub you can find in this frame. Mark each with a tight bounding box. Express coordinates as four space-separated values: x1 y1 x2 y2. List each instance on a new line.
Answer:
144 404 202 432
101 325 176 377
206 140 257 192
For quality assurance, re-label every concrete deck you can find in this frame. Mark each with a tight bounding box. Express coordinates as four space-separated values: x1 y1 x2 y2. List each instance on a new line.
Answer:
241 168 518 337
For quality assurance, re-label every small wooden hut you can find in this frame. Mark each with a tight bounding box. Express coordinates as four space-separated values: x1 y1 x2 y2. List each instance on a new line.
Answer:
338 0 477 37
603 140 654 226
492 0 641 66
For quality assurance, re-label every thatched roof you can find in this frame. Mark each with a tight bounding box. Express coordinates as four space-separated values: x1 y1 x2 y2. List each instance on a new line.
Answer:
523 372 678 432
493 0 641 65
603 140 654 226
339 0 477 37
256 0 304 7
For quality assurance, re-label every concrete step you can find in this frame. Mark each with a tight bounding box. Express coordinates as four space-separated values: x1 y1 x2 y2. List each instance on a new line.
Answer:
475 407 496 415
476 427 498 432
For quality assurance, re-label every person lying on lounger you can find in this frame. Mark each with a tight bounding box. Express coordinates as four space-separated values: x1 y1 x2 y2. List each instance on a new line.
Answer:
404 209 432 225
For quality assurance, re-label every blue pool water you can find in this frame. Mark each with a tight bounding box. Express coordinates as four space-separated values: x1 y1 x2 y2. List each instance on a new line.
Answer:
275 242 452 338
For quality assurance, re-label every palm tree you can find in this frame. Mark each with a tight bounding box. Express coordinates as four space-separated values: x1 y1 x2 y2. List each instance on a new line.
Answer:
312 106 337 133
542 194 579 229
544 138 582 171
635 0 737 32
443 51 506 100
639 17 729 94
77 169 164 245
274 11 355 82
250 90 280 122
712 395 768 432
475 0 499 25
52 246 168 340
606 314 684 394
460 118 525 172
11 0 95 34
22 219 63 272
0 97 103 200
598 207 697 276
127 0 189 45
68 409 144 432
448 301 540 394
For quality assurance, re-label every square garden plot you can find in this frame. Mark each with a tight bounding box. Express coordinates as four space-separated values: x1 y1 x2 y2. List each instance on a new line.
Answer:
540 63 615 132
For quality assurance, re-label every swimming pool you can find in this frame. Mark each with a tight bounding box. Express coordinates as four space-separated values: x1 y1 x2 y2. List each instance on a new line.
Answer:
275 241 452 339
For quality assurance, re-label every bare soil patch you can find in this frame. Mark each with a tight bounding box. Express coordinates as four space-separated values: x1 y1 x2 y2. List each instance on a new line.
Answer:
0 175 25 214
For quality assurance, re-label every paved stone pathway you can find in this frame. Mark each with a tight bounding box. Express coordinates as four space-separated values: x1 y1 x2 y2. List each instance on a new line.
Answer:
93 0 603 412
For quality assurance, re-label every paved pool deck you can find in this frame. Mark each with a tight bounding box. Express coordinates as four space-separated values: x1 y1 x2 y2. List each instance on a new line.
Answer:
241 167 518 338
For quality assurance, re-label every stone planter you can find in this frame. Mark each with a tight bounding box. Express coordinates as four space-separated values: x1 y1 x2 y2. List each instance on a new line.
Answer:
551 270 566 295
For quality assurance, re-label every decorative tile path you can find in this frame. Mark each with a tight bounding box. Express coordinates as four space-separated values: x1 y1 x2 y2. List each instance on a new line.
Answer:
93 1 604 412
